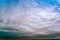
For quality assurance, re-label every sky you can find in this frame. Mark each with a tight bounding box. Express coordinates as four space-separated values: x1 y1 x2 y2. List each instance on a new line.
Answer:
0 0 60 36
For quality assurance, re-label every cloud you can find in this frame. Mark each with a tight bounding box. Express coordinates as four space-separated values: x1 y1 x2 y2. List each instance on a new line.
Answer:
0 0 60 36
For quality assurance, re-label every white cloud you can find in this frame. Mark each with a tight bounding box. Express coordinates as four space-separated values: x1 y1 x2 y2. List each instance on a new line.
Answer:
0 0 60 36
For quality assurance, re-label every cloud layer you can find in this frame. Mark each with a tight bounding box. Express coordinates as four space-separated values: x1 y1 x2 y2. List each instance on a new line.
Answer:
0 0 60 36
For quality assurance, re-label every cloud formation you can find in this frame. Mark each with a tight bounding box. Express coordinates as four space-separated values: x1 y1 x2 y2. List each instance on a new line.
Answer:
0 0 60 36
